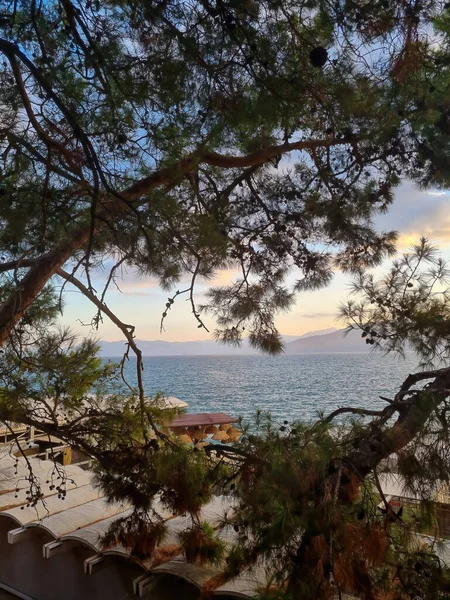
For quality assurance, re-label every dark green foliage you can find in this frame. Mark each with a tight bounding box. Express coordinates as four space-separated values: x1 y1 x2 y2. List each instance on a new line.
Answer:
341 238 450 367
3 2 450 599
102 512 167 560
179 521 225 566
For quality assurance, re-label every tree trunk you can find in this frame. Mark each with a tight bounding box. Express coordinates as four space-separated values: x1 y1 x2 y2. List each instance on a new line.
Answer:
0 225 91 344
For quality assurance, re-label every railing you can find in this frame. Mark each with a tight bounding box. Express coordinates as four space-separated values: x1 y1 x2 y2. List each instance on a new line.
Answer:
35 445 67 462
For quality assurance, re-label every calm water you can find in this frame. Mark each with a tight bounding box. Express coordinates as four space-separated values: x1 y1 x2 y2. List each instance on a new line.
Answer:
107 353 419 424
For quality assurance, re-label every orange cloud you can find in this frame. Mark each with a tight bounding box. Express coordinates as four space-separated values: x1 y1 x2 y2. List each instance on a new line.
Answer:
208 267 240 286
395 202 450 250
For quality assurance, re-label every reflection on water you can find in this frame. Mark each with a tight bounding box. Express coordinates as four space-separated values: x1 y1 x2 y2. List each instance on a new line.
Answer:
105 353 419 425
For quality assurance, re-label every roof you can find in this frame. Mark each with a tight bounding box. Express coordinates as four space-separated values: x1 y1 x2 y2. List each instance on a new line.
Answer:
379 473 450 504
0 454 263 599
170 413 238 427
159 396 188 409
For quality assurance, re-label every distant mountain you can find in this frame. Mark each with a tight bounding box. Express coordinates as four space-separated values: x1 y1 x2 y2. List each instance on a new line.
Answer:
99 339 224 357
295 327 338 339
100 338 275 357
285 329 369 354
98 328 366 356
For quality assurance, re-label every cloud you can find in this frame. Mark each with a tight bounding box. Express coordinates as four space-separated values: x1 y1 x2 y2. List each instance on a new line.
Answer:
64 258 161 293
300 311 337 318
102 263 241 293
114 290 155 297
394 202 450 250
190 267 241 290
375 181 450 251
208 267 240 286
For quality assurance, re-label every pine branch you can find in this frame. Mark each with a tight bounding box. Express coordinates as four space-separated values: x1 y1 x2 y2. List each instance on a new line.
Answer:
321 406 389 425
0 258 40 274
56 268 149 429
344 367 450 481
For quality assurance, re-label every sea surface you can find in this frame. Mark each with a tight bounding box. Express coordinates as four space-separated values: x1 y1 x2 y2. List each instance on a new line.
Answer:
107 353 420 425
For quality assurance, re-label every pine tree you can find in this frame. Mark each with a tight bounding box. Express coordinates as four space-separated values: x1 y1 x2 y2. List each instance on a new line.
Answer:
2 2 450 598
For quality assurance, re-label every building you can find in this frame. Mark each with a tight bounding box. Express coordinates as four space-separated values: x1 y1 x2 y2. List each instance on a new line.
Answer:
0 453 260 600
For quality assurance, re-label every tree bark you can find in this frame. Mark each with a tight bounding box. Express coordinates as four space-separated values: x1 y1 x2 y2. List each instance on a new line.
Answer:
0 226 91 344
344 367 450 480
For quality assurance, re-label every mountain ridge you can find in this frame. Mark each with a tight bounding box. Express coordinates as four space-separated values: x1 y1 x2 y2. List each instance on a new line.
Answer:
97 327 370 357
284 328 368 354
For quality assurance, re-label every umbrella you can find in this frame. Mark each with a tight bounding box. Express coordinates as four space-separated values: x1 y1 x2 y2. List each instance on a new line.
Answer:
219 423 231 432
171 427 186 435
187 426 202 436
227 427 241 440
204 425 218 434
192 430 208 441
212 430 230 441
178 433 193 444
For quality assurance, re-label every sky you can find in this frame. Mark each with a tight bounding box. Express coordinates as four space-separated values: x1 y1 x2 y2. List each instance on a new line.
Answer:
59 181 450 342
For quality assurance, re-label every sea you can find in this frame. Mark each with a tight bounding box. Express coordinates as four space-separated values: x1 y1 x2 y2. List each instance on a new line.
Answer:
107 353 420 425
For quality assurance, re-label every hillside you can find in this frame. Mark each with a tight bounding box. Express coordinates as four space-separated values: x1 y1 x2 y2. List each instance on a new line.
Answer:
97 328 368 356
284 329 368 354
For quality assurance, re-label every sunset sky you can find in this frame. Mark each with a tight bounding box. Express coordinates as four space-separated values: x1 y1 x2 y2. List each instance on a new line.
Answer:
59 181 450 342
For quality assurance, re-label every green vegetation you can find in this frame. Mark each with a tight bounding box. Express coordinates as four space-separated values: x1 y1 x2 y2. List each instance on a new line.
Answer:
2 1 450 597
